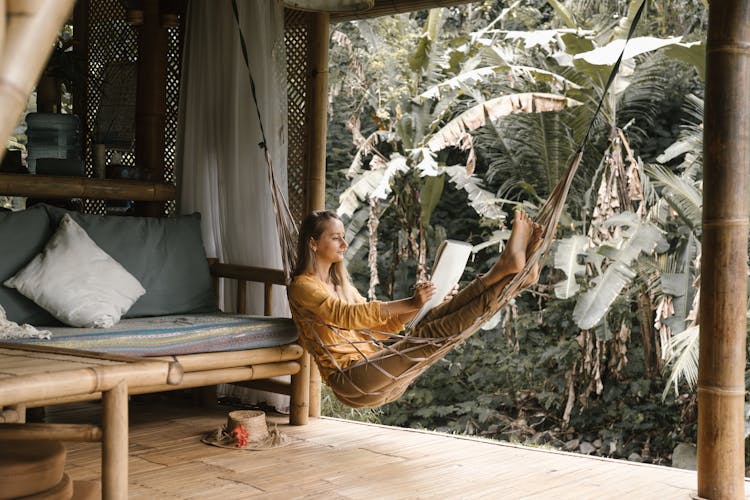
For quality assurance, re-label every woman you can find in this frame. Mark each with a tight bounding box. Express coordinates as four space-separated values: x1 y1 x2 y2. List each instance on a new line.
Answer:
288 210 541 408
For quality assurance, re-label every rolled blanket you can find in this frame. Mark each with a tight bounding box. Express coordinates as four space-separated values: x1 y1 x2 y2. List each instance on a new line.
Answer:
0 305 52 340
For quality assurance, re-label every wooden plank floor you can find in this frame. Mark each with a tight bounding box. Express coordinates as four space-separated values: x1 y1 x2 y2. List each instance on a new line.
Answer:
45 399 748 499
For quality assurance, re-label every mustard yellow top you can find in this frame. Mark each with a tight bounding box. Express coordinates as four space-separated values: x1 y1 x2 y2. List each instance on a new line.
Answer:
287 274 405 380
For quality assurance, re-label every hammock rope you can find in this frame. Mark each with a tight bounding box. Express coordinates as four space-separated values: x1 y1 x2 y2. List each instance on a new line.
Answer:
233 0 646 407
231 0 298 281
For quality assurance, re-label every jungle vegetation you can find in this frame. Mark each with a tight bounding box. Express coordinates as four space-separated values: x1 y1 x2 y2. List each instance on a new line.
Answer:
322 0 724 467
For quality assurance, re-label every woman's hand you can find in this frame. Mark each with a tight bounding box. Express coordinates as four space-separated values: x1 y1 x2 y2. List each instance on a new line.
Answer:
410 281 436 308
442 284 459 303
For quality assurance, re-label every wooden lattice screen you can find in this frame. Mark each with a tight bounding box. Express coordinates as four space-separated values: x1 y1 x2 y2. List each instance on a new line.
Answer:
81 0 182 215
285 9 313 227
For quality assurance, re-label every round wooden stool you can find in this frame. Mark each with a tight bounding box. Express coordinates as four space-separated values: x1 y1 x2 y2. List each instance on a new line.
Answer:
16 473 72 500
0 440 66 499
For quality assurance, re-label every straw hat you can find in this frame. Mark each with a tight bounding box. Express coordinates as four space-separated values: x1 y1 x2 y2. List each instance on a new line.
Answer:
202 410 291 450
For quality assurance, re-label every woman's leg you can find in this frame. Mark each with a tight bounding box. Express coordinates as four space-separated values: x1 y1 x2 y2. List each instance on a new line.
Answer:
327 212 541 406
419 210 539 328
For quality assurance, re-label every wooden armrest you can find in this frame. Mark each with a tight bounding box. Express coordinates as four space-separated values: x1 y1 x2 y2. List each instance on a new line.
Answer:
207 260 287 315
208 261 286 286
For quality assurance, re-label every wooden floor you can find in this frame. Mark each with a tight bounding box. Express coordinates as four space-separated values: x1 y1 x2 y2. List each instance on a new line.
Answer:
46 399 747 499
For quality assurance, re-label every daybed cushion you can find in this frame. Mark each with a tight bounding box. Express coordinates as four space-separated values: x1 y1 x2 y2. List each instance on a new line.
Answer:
4 214 146 328
0 205 59 325
15 313 298 356
43 205 218 319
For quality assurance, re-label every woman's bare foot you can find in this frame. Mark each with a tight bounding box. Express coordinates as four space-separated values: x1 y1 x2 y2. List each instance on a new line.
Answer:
483 210 534 286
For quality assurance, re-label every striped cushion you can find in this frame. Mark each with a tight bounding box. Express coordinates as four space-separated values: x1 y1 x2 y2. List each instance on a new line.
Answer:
17 313 297 356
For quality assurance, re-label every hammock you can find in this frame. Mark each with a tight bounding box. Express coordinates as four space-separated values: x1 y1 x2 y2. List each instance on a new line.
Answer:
234 0 646 407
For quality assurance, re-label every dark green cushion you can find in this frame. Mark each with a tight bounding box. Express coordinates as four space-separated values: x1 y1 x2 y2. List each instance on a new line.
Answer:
44 205 218 318
0 205 59 325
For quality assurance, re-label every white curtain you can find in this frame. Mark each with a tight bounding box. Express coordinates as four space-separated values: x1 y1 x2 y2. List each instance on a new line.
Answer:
176 0 290 411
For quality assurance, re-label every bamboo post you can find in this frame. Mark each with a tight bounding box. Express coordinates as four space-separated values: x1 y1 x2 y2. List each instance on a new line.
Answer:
134 0 168 217
698 2 749 498
102 380 128 500
290 349 310 425
304 11 329 418
0 0 76 164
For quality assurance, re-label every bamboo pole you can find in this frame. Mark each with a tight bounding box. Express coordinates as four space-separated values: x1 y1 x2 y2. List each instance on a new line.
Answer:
234 378 292 396
0 0 76 163
304 11 329 419
291 347 311 425
102 380 128 500
134 0 169 217
0 362 179 406
209 263 286 285
125 363 302 394
305 11 329 214
0 173 176 200
0 405 24 423
151 345 303 372
0 1 5 59
237 280 247 314
0 423 103 442
698 2 749 498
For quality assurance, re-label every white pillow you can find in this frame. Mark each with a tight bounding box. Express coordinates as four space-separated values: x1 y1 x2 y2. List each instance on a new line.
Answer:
4 214 145 328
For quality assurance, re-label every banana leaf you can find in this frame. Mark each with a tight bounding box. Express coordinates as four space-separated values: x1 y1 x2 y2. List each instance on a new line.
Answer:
426 93 581 153
573 215 664 329
553 235 589 299
337 154 409 217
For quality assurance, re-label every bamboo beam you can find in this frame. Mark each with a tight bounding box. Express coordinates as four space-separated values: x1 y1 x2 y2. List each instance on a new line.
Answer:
0 0 76 164
0 362 181 406
26 362 303 406
330 0 475 22
698 2 749 498
0 423 102 442
0 173 176 201
150 345 303 372
233 378 292 396
209 262 286 286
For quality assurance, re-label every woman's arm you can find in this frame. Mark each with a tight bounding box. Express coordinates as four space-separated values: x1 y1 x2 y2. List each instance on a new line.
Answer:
380 281 436 322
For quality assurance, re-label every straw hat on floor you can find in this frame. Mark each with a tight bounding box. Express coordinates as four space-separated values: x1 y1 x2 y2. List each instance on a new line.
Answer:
202 410 291 450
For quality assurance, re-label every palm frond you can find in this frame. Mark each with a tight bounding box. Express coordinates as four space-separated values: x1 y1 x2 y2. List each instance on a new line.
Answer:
661 325 699 399
644 163 702 235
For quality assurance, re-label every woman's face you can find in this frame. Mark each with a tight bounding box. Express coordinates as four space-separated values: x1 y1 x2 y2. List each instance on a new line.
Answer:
312 218 348 265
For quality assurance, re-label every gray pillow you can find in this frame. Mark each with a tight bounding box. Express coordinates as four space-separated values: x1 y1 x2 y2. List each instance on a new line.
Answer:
43 205 218 318
0 205 60 325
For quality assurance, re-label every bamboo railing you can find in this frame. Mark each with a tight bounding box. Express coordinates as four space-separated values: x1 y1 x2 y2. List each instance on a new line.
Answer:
698 1 749 498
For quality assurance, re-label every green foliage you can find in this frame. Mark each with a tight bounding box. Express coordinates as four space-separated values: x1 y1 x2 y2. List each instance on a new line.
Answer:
325 0 722 466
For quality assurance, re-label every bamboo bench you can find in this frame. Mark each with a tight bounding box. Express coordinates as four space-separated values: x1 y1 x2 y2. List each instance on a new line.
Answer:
0 203 310 425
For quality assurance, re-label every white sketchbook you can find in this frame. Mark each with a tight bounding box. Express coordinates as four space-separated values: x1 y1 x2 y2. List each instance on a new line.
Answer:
407 239 474 329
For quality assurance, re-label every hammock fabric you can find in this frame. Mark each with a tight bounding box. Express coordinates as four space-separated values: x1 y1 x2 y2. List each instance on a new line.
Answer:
234 0 646 407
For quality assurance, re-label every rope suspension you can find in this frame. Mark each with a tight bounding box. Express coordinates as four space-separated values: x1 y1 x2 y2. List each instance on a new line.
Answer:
231 0 298 281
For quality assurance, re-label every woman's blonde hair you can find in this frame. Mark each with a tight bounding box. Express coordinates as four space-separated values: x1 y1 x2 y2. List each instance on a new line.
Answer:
293 210 362 303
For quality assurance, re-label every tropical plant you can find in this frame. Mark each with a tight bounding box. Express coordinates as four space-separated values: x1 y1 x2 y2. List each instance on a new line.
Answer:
325 0 713 463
